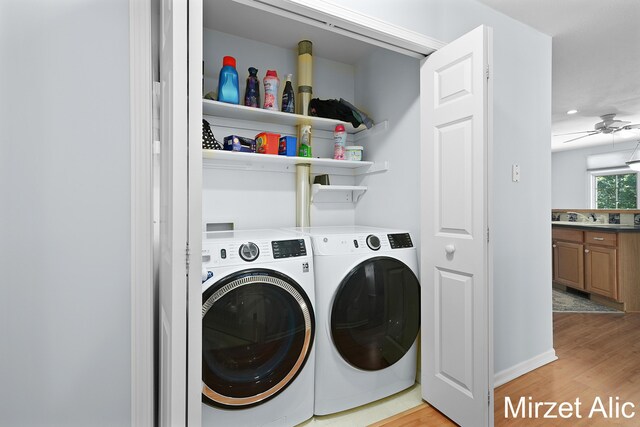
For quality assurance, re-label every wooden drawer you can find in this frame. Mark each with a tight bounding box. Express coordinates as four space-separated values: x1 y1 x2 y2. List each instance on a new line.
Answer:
585 231 617 247
552 227 583 243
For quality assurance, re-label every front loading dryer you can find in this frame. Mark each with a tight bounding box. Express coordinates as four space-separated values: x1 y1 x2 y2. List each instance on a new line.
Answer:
286 226 420 416
201 229 315 427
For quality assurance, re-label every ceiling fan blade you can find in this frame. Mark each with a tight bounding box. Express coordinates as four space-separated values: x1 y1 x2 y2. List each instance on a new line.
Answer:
623 124 640 130
553 130 595 136
609 120 631 128
562 131 600 143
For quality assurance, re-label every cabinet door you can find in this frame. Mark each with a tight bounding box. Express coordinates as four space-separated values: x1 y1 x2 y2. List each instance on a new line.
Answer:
585 245 618 300
420 25 492 427
553 241 584 290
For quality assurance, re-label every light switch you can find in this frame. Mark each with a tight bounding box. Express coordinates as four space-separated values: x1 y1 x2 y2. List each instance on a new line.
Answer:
512 164 520 182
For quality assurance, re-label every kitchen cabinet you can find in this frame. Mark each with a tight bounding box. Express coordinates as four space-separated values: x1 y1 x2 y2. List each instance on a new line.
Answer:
552 226 640 307
584 230 618 300
552 230 584 290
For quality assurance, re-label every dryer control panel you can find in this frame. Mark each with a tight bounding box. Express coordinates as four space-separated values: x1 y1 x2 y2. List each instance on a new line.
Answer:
388 233 413 249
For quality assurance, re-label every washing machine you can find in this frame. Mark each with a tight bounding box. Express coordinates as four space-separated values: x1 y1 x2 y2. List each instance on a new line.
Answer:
285 226 421 415
200 229 316 427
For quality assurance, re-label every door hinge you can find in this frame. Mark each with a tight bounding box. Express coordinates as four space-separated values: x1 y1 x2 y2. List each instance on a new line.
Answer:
488 390 491 406
487 227 490 243
186 243 191 271
485 64 490 80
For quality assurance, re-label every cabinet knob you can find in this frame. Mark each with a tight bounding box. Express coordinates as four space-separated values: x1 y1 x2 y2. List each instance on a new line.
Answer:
593 237 604 241
552 244 557 248
585 249 590 253
445 244 456 254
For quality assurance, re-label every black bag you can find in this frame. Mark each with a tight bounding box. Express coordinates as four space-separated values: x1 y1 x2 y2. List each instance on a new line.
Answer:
202 119 222 150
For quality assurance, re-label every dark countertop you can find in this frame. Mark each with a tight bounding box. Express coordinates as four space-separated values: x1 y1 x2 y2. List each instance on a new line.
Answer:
552 222 640 232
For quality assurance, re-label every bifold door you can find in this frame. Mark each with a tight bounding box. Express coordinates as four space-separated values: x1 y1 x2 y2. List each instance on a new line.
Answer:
420 25 493 427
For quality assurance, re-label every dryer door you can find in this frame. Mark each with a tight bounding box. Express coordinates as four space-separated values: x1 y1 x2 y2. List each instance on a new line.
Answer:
331 256 420 371
202 269 314 408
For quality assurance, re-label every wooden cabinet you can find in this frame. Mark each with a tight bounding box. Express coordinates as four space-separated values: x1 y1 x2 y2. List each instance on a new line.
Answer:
552 228 584 290
584 230 618 300
552 227 620 301
585 244 617 299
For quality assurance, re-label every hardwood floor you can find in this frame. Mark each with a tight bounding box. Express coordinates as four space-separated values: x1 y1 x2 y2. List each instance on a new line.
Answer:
373 313 640 426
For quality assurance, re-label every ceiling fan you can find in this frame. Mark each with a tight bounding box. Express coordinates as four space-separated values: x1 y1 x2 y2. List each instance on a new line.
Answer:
557 114 640 143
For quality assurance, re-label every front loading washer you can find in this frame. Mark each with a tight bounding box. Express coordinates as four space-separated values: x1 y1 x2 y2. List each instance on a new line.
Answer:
201 229 315 427
286 226 420 415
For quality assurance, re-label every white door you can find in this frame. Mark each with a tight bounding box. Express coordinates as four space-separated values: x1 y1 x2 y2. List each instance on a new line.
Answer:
159 0 189 425
420 25 493 427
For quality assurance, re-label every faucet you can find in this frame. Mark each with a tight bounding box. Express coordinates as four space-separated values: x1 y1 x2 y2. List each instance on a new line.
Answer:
567 211 597 223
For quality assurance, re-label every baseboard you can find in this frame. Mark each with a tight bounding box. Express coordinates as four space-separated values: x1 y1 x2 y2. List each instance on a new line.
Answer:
494 349 557 387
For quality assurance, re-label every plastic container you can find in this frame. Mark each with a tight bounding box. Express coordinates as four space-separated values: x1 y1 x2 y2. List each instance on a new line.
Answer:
333 124 346 160
279 136 297 156
244 67 260 108
255 132 281 155
298 125 312 157
281 74 295 113
263 70 280 110
217 56 239 104
223 135 256 152
345 145 363 161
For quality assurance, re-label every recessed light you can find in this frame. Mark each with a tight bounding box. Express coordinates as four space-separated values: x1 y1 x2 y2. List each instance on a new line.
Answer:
567 109 578 115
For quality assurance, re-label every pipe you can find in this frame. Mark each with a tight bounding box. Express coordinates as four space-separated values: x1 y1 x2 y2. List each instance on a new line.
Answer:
295 164 310 227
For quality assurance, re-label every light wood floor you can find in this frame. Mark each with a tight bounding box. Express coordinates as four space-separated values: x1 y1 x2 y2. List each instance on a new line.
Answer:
372 312 640 426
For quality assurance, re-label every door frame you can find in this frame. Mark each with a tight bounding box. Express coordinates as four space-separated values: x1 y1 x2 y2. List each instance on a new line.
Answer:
151 1 494 425
130 0 154 425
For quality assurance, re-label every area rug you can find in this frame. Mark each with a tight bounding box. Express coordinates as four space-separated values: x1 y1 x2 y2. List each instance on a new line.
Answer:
552 289 621 313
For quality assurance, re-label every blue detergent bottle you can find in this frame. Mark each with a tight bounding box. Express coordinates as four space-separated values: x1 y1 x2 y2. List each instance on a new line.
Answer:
217 56 239 104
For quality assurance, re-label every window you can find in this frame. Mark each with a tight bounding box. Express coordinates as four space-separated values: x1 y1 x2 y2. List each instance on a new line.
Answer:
590 169 639 209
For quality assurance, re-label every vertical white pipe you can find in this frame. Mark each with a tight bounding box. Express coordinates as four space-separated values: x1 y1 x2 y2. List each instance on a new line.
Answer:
296 164 311 227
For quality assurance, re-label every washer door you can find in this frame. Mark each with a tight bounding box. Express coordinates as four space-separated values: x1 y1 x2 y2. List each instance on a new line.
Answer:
331 256 420 371
202 269 314 409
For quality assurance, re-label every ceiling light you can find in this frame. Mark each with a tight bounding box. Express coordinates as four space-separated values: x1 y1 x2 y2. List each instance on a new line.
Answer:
567 109 578 115
625 142 640 171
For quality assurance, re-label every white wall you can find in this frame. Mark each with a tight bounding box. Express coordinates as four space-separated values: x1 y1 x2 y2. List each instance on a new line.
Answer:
341 0 555 378
0 1 132 425
552 141 638 208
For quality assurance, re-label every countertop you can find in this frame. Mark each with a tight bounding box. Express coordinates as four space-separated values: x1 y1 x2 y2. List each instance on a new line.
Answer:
552 221 640 232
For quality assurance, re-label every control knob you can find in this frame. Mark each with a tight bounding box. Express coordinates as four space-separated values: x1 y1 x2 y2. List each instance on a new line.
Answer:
366 234 381 251
239 242 260 262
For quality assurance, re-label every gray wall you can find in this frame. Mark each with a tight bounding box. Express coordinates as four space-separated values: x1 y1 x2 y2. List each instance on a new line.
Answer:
552 141 638 208
342 0 554 377
0 1 132 425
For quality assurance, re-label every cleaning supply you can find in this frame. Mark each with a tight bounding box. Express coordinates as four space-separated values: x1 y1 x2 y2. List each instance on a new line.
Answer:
298 125 312 157
255 132 281 155
279 136 297 156
217 56 239 104
281 74 295 113
244 67 260 108
345 145 363 161
263 70 280 110
333 124 346 160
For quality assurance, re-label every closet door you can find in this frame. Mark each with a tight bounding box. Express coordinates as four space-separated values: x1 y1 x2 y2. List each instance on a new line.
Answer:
420 25 493 427
159 0 202 424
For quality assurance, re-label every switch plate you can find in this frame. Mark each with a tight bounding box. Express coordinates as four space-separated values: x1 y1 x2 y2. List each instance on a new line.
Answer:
512 164 520 182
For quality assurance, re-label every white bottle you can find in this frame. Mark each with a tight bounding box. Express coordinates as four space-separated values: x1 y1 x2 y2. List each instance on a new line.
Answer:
333 124 346 160
263 70 280 110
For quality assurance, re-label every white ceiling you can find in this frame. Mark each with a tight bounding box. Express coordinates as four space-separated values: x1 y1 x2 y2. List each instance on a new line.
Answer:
476 0 640 152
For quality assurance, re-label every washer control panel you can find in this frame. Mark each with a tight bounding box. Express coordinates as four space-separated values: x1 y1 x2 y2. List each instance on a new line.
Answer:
388 233 413 249
272 239 307 259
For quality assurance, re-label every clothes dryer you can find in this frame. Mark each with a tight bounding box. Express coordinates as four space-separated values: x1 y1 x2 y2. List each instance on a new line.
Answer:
201 229 315 427
286 226 420 415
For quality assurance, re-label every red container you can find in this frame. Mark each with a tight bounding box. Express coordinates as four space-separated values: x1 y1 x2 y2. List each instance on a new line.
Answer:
255 132 281 155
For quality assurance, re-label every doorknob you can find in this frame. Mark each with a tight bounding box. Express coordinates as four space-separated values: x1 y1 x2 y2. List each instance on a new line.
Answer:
445 244 456 254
